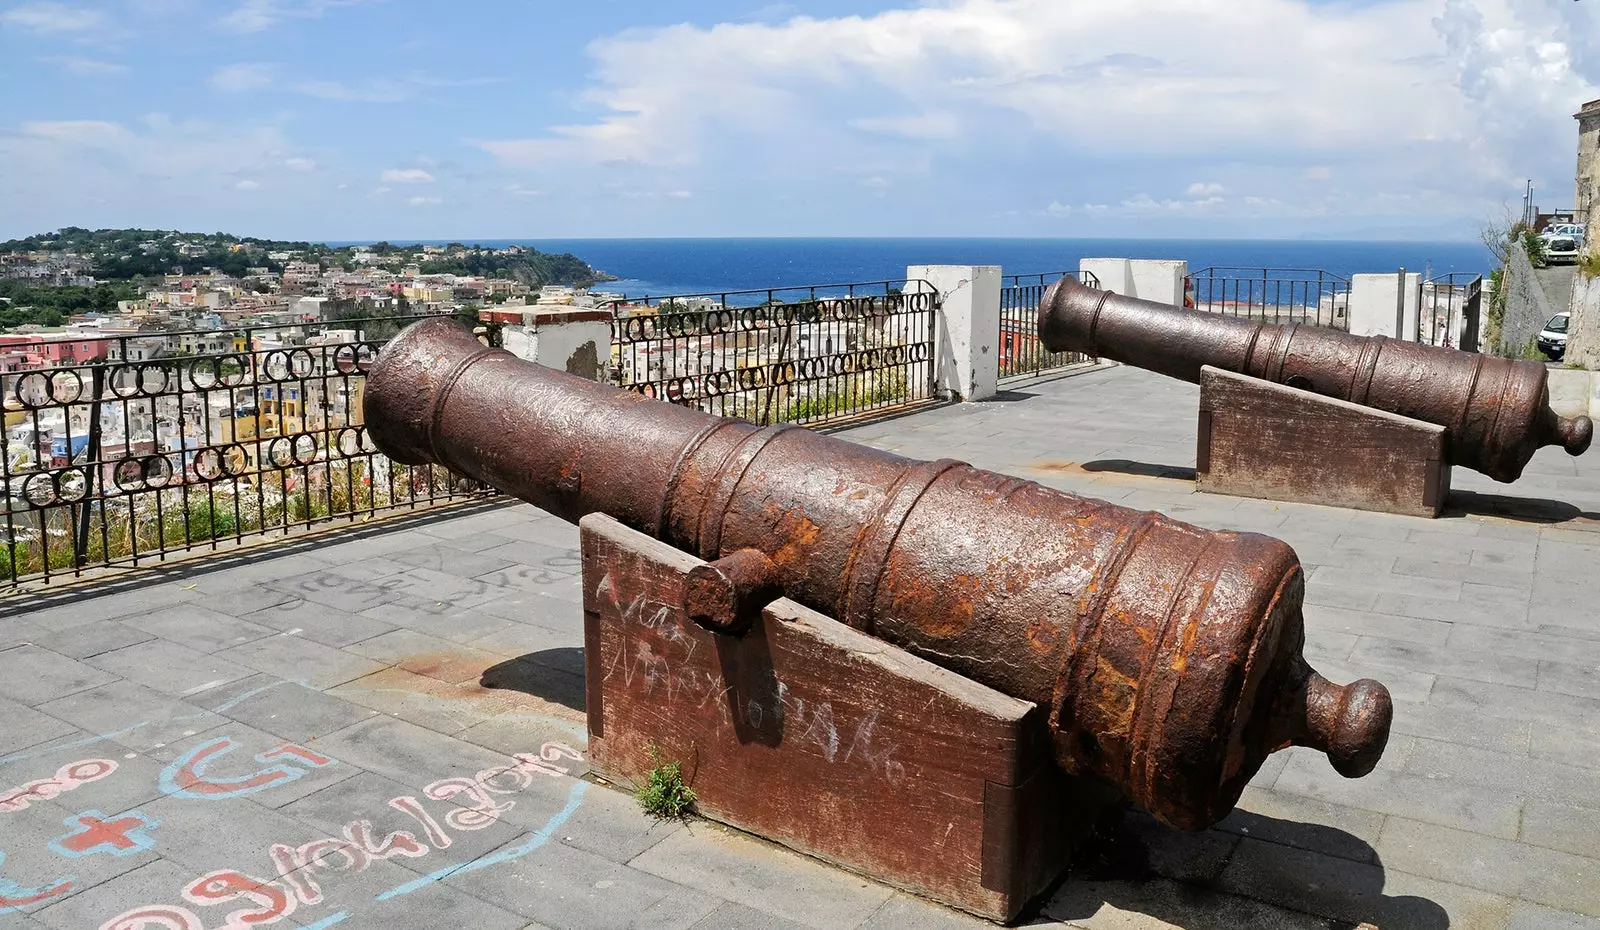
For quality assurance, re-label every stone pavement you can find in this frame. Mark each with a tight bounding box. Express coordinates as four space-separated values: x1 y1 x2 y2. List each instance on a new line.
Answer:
2 364 1599 930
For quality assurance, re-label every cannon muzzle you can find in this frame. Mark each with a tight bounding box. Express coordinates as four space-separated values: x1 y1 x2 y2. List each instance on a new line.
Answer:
365 318 1392 831
1038 278 1592 482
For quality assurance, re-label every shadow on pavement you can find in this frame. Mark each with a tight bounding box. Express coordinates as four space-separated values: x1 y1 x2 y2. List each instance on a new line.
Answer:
481 649 586 712
1445 489 1600 528
1041 807 1450 929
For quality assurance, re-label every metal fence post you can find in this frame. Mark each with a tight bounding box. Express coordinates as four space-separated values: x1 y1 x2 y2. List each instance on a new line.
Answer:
74 365 104 568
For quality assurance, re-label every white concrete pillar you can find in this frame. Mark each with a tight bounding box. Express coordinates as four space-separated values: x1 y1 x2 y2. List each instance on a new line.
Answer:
1078 259 1188 305
1348 272 1421 339
481 308 611 381
905 264 1002 402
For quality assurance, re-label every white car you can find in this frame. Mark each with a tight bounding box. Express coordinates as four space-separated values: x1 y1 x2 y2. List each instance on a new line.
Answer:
1541 228 1581 263
1539 312 1570 362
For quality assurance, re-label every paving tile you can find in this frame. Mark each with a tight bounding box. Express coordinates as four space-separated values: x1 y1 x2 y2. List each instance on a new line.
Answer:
545 781 681 863
29 619 154 660
1530 724 1600 769
344 630 508 684
1215 785 1386 864
856 894 991 929
1508 902 1600 930
144 721 360 811
390 543 518 578
1429 676 1600 729
1374 584 1530 629
376 567 510 611
0 696 76 756
29 857 197 929
182 580 297 617
1274 740 1522 839
35 680 223 753
0 740 169 817
12 584 197 632
1302 604 1452 647
1392 554 1533 589
217 632 385 691
81 639 255 697
1538 657 1600 701
687 902 813 930
267 570 400 612
329 667 517 734
1389 699 1531 754
1218 837 1486 929
0 796 162 917
1449 624 1597 664
187 674 380 743
0 644 116 705
275 770 527 870
1044 878 1340 930
443 835 720 930
241 596 398 647
468 617 584 661
284 856 533 930
1522 799 1600 860
630 825 894 930
1349 637 1539 687
358 596 521 643
476 565 585 602
135 792 336 873
1376 816 1600 917
310 716 523 785
0 614 46 649
121 603 276 653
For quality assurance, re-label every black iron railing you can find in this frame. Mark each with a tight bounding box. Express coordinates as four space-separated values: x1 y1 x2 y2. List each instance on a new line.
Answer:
1187 268 1350 330
1420 273 1484 351
0 312 499 587
999 271 1101 382
608 281 938 427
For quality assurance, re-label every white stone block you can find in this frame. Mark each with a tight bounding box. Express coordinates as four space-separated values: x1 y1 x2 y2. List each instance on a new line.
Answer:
906 264 1002 402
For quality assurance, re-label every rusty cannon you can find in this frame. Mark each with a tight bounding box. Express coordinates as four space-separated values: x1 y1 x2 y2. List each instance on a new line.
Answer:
367 316 1390 822
1037 278 1592 484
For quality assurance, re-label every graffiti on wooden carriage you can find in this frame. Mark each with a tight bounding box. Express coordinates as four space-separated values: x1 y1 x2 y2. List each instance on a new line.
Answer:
593 570 905 783
0 740 586 926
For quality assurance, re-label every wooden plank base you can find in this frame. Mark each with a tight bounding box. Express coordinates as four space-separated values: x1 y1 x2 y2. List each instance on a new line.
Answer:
580 514 1116 923
1196 366 1451 518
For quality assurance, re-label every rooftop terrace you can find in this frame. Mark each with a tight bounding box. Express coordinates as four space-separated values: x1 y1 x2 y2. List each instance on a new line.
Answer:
2 362 1598 930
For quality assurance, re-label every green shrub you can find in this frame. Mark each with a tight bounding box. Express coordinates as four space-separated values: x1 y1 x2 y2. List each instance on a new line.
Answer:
635 749 697 820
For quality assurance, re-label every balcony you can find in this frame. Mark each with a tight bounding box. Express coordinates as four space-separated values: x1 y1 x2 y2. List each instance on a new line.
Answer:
2 352 1595 929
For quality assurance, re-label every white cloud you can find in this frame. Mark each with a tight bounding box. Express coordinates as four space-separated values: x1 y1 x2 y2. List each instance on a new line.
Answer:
0 3 102 33
293 79 409 103
219 0 368 34
41 56 126 77
210 64 275 93
381 168 435 184
285 157 317 171
235 179 261 190
407 195 442 206
474 0 1599 232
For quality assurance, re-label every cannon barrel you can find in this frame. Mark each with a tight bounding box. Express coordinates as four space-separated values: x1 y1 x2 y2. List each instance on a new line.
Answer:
364 318 1393 831
1038 279 1592 483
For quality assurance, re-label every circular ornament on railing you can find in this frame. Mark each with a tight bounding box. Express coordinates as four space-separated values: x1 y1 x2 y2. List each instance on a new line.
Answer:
289 348 317 378
188 357 219 390
704 371 733 397
143 456 173 488
292 434 318 466
22 473 56 507
336 427 363 457
15 372 50 408
220 444 250 478
218 354 250 387
50 371 84 405
263 351 292 383
352 343 379 374
266 436 294 468
135 363 170 397
908 343 932 363
113 458 146 493
55 467 89 503
108 364 140 399
192 448 223 481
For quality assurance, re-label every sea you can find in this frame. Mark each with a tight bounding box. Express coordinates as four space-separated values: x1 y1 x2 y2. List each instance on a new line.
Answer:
401 237 1495 299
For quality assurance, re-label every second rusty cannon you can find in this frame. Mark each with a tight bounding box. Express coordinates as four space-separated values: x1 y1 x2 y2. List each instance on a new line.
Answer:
364 317 1392 836
1037 278 1592 483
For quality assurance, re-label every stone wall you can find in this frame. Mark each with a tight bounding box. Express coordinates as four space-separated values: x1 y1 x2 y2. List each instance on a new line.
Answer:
1496 240 1553 359
1568 272 1600 369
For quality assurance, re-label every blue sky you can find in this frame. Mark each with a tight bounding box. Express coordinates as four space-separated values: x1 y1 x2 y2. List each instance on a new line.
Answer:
1 0 1597 241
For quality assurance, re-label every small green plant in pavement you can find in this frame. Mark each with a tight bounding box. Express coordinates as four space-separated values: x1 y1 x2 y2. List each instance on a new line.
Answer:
635 747 697 819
